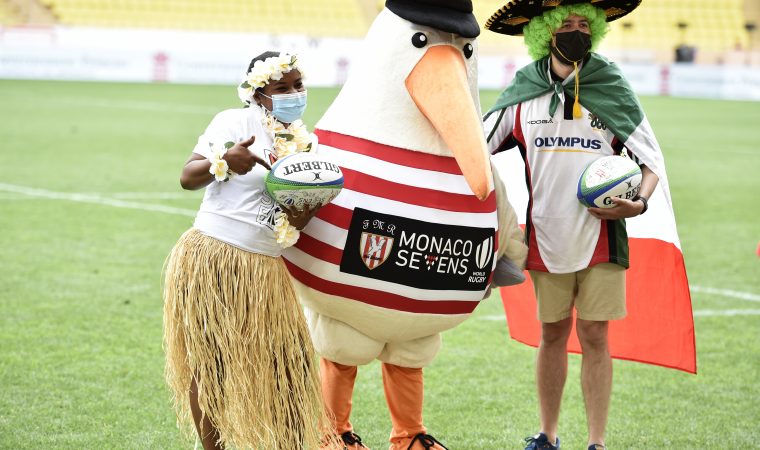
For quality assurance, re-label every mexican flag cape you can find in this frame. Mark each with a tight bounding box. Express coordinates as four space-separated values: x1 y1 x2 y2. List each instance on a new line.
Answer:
486 53 696 373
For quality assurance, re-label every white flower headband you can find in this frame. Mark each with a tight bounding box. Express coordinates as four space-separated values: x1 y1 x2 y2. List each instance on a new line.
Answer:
237 54 304 105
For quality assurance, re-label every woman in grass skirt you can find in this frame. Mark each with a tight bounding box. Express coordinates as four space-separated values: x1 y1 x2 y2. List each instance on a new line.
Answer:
163 51 333 450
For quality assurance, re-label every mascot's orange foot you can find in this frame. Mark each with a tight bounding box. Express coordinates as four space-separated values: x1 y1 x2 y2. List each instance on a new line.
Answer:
391 433 448 450
322 431 371 450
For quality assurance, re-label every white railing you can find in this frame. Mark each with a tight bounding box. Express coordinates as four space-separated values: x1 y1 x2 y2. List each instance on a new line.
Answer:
2 25 759 101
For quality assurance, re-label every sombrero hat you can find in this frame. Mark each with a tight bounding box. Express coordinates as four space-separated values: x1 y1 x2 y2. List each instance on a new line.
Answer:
485 0 642 36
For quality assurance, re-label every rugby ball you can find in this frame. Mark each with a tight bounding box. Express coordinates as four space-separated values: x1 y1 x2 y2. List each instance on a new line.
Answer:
577 155 642 208
265 152 344 208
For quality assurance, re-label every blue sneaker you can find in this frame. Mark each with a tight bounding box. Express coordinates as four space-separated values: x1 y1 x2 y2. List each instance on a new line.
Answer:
524 433 560 449
587 445 606 450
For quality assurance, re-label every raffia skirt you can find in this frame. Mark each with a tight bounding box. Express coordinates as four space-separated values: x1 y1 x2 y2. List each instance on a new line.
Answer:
163 228 329 449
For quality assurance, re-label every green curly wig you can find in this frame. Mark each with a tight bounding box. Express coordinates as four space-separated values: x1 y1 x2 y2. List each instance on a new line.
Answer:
523 4 609 60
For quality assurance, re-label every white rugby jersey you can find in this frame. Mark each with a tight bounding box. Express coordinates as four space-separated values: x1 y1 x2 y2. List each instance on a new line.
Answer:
485 91 633 273
282 129 499 316
191 107 282 256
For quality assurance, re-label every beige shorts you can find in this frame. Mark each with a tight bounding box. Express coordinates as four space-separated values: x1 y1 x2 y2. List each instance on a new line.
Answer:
529 263 627 323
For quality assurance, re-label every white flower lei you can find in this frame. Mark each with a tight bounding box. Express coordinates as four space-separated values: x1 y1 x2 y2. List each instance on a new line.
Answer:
207 141 235 182
259 105 314 249
237 54 304 105
274 211 300 248
261 111 313 158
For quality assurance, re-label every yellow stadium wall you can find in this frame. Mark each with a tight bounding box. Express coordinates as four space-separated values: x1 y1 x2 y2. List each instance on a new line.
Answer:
2 0 757 66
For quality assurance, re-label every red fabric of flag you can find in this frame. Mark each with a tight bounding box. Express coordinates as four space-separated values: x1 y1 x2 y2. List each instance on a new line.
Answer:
500 237 697 373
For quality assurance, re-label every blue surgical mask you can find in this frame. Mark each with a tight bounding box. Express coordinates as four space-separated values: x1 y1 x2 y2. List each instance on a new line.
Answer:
261 90 307 123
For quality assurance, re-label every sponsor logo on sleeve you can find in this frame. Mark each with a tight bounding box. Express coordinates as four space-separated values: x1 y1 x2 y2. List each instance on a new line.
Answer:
588 113 608 131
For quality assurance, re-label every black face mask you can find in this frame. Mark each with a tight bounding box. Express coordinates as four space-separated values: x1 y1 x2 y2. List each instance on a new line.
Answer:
551 30 592 65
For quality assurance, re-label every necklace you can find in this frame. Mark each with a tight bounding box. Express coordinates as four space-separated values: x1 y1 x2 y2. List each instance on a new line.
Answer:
258 106 313 248
260 108 313 158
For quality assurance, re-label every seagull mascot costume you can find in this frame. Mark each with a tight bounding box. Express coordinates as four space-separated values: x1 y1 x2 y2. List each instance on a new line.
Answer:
283 1 527 449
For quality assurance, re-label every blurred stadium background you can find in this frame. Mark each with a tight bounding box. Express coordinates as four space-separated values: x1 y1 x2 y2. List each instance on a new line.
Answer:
2 0 760 97
1 1 759 449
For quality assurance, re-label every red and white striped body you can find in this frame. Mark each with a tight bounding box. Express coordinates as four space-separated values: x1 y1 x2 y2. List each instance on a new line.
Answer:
280 8 521 367
283 130 498 347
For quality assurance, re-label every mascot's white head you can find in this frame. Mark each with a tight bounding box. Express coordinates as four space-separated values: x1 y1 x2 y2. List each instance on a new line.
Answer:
317 0 492 200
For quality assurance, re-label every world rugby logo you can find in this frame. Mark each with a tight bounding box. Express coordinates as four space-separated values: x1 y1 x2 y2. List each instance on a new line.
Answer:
359 232 394 270
474 236 494 270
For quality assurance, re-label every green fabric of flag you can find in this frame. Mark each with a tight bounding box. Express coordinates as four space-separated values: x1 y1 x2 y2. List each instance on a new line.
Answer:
485 53 643 142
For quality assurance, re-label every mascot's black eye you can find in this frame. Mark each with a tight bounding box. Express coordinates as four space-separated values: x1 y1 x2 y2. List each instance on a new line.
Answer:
411 32 428 48
463 43 474 59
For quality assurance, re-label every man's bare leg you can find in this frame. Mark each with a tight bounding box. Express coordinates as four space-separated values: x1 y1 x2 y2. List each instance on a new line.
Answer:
576 319 612 448
536 317 573 444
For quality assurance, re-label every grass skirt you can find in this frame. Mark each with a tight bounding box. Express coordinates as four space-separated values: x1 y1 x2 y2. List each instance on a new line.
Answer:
163 229 328 449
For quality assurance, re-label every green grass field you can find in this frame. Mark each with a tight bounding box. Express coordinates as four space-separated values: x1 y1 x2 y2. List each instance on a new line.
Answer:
1 79 758 449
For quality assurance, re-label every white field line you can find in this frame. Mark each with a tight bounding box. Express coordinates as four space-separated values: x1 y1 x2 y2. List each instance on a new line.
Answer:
0 183 196 217
2 182 758 319
0 192 199 200
110 192 201 199
479 307 760 321
55 97 220 115
479 285 760 320
0 194 40 200
692 309 760 317
689 285 760 302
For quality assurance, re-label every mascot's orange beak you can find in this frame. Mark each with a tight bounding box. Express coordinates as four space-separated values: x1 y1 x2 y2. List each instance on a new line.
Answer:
406 44 492 201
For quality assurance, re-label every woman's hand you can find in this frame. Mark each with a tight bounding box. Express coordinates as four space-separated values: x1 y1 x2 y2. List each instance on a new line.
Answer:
224 136 272 175
179 136 272 190
281 203 321 230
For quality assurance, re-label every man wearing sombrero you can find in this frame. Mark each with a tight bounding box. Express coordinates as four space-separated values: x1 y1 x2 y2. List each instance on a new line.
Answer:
482 1 684 449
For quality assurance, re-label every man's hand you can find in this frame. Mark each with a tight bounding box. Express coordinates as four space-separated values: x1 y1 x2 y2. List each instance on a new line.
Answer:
587 197 645 220
223 136 272 175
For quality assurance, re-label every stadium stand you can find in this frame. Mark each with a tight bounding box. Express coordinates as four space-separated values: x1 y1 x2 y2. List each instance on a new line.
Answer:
475 0 754 63
603 0 748 53
0 0 21 25
1 0 55 25
34 0 369 36
0 5 15 25
2 0 756 64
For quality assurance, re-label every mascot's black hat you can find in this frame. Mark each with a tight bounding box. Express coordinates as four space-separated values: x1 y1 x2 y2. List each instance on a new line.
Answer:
485 0 642 36
386 0 480 38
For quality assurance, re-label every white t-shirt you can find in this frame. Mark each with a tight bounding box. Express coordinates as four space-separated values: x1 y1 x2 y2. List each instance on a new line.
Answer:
485 83 626 273
191 106 282 256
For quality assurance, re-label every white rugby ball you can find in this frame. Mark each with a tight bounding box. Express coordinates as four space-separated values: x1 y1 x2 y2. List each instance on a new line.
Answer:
265 152 344 209
577 155 642 208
